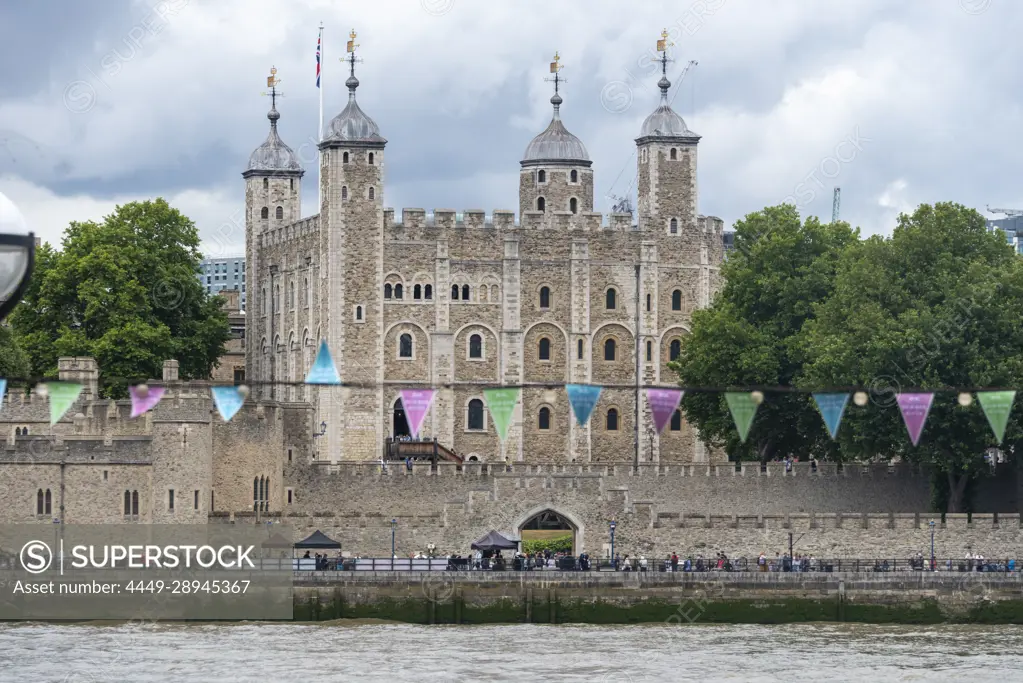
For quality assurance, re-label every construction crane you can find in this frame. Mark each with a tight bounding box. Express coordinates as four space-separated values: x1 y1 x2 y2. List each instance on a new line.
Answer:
987 206 1023 217
668 60 699 108
609 194 633 214
832 187 841 223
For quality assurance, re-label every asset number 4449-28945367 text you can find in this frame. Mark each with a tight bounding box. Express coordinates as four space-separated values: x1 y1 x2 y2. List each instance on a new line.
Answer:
124 580 250 594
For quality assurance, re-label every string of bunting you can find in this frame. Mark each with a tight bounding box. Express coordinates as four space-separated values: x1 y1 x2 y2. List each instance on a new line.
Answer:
0 342 1018 446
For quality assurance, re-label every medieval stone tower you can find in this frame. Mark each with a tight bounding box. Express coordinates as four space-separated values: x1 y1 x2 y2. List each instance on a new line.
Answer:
243 35 725 466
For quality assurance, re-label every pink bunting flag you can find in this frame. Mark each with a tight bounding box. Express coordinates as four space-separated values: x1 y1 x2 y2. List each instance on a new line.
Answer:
896 393 934 446
399 389 437 440
129 385 166 418
647 388 684 435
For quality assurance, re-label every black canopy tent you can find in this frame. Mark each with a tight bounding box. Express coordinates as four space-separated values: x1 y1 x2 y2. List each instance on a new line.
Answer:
294 530 341 550
470 530 518 551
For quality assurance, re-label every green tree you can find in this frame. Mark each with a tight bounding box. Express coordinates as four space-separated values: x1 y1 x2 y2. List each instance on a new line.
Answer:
9 199 230 397
672 205 858 462
0 325 30 380
797 203 1023 512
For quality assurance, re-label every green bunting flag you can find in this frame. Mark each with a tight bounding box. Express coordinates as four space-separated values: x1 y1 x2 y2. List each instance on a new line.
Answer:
46 382 83 425
725 392 759 443
977 391 1016 444
483 388 520 443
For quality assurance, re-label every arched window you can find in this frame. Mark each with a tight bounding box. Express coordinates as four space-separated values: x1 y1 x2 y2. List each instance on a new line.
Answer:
253 478 259 511
672 290 682 311
356 305 363 321
467 399 485 430
670 339 681 361
569 198 578 214
606 408 619 431
341 186 348 200
290 178 294 191
671 410 682 431
577 339 583 359
14 427 21 437
451 285 459 300
538 170 546 183
124 491 131 515
289 282 295 308
343 151 349 163
461 285 470 301
606 288 617 310
369 187 375 200
646 340 652 362
425 285 433 300
303 278 308 306
368 152 375 165
384 284 392 299
604 338 616 361
36 489 43 515
538 337 551 361
260 206 269 219
262 288 266 313
490 284 498 301
670 148 677 160
646 293 652 311
414 284 422 300
394 283 403 299
570 169 578 182
399 333 413 358
275 206 284 219
22 427 28 435
469 334 483 359
537 197 546 212
44 489 51 515
263 178 268 189
539 407 551 430
539 286 551 309
670 218 678 234
132 491 139 515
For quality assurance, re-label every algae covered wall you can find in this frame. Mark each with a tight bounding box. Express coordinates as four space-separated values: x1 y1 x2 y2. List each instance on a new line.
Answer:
292 572 1023 625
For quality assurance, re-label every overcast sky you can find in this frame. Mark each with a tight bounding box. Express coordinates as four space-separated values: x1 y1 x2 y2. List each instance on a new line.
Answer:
1 0 1020 257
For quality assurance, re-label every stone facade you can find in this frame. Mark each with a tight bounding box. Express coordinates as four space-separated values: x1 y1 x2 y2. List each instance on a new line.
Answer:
210 288 246 384
245 53 725 467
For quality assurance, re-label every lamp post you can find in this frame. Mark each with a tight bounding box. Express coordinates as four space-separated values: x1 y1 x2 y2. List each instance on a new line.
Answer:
312 421 327 438
0 231 36 323
609 519 617 571
390 518 397 570
929 520 936 571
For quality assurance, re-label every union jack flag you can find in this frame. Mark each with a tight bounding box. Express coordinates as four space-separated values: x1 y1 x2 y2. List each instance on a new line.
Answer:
316 32 321 88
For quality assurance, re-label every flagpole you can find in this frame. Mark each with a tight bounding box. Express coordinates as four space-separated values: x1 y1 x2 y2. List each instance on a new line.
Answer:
318 22 324 213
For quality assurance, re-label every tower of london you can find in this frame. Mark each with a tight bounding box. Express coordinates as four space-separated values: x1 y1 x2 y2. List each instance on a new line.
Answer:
244 43 726 467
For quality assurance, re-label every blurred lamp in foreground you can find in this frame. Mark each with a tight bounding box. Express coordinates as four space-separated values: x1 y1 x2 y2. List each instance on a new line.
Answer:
0 232 35 322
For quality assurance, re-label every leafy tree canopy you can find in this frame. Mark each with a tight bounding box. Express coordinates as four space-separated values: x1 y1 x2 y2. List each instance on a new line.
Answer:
9 199 230 397
672 205 858 461
797 202 1023 511
0 325 30 380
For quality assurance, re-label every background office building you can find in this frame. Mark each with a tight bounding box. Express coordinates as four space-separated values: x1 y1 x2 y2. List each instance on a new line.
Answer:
987 215 1023 255
198 256 246 309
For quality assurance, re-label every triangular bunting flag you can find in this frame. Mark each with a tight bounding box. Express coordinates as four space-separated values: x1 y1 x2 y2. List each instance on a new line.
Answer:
896 393 934 446
566 384 602 427
46 382 83 425
813 393 850 440
647 388 684 435
483 388 520 443
725 392 759 443
305 340 341 385
129 385 166 418
211 386 246 422
0 379 6 411
977 391 1016 445
400 389 436 440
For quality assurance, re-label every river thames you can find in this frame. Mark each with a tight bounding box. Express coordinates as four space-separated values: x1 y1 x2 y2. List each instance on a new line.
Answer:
0 622 1020 681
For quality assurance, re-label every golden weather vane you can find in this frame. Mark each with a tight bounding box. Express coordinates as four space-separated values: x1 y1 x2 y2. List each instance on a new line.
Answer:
346 28 359 54
657 28 674 53
550 51 562 74
261 66 284 106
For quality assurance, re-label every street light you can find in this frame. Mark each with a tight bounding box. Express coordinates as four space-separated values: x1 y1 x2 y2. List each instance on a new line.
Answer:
929 520 936 571
609 519 617 571
390 518 397 570
312 421 327 438
0 231 35 323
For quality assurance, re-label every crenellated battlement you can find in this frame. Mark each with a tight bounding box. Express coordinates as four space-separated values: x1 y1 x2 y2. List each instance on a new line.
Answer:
258 214 320 248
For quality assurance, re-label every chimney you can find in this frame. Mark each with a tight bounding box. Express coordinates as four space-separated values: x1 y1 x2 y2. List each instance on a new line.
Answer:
162 360 180 382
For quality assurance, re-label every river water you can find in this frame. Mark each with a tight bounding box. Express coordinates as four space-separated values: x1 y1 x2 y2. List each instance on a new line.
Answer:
0 622 1020 682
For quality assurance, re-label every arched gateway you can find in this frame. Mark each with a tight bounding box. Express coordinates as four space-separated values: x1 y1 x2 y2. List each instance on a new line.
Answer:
514 506 584 555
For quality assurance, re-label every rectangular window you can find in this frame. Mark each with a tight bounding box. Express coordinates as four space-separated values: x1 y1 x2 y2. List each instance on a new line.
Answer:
103 470 108 481
288 449 293 463
194 490 199 510
287 489 293 505
168 489 175 512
